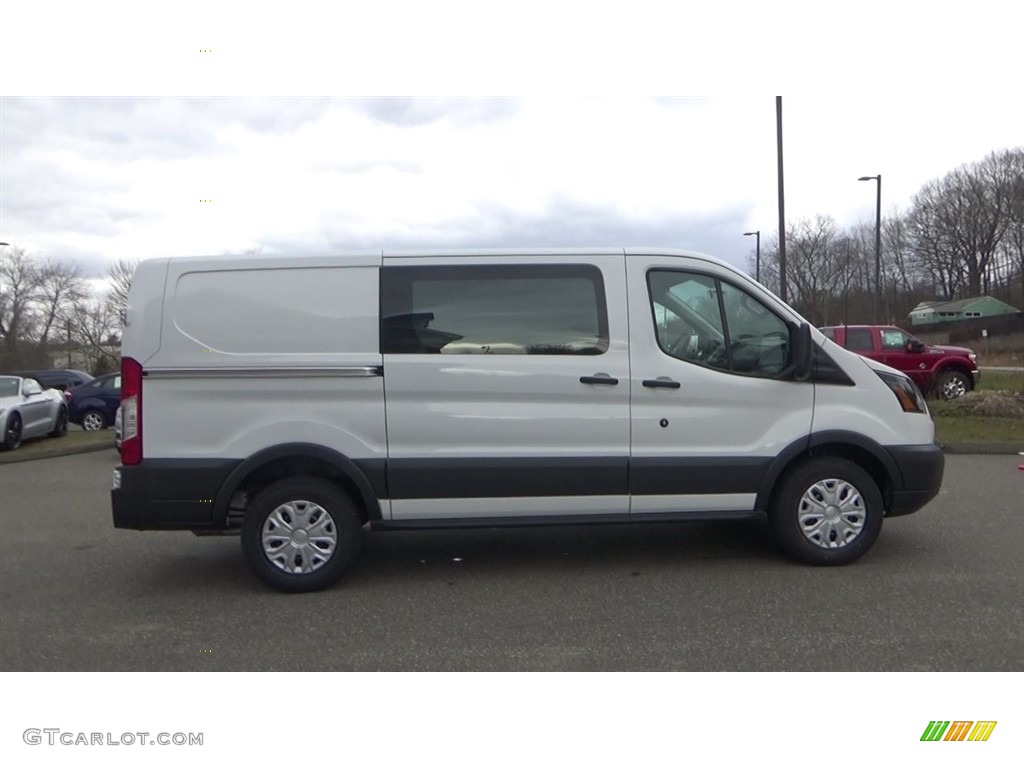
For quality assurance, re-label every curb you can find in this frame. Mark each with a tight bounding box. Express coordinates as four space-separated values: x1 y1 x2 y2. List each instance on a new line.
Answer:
938 442 1023 455
0 440 114 465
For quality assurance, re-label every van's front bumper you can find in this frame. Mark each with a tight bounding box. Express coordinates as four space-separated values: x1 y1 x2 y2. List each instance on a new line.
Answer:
886 443 944 517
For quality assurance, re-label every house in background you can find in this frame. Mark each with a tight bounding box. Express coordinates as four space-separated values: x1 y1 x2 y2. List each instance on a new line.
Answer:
908 296 1019 326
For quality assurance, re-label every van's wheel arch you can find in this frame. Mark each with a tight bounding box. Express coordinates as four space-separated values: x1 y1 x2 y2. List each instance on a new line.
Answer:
241 476 363 592
769 456 884 565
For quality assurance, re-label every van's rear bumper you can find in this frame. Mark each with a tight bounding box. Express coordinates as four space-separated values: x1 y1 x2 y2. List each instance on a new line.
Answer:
886 443 944 517
111 460 239 530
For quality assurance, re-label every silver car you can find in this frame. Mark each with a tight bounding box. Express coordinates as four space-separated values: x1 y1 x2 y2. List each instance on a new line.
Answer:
0 375 69 450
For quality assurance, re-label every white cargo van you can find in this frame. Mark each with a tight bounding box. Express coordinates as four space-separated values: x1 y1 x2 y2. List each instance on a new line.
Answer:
111 248 944 591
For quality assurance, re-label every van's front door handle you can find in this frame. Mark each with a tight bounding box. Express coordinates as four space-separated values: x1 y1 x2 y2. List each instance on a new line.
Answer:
642 378 681 389
580 375 619 385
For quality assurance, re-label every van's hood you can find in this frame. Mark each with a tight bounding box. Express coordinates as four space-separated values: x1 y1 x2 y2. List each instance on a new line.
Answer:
857 356 904 377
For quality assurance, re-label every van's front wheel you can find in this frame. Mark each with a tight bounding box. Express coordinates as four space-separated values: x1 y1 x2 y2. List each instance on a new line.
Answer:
242 477 363 592
770 458 883 565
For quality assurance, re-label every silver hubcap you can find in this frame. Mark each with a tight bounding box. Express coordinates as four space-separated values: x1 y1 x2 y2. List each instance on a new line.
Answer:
83 412 104 430
797 478 865 549
261 500 337 574
942 376 966 399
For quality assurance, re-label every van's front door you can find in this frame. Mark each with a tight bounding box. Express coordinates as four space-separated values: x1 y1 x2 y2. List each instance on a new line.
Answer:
381 254 631 522
626 254 814 516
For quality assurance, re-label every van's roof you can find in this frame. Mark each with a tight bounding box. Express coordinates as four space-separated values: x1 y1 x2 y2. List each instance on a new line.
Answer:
148 247 734 269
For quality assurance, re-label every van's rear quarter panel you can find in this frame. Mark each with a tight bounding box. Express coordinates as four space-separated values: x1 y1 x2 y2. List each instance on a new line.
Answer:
134 260 387 463
142 376 386 461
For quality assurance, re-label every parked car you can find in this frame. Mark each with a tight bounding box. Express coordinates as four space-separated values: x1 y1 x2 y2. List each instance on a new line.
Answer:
114 404 123 449
11 368 93 393
819 325 979 399
0 375 69 450
66 372 121 431
112 248 944 592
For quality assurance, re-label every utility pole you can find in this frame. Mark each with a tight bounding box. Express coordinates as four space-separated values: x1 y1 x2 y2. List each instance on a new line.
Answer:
776 96 787 303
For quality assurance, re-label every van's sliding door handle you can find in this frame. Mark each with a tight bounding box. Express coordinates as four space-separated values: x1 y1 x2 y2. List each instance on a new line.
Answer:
580 374 619 385
642 378 681 389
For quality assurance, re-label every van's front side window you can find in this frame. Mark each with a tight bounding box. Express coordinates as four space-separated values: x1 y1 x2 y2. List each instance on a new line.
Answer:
381 264 609 355
648 270 790 377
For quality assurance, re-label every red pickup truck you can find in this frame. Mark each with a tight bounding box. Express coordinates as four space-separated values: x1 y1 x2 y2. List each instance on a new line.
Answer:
819 325 980 400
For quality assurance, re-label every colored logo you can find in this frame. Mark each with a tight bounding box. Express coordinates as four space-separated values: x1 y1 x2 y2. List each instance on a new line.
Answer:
921 721 997 742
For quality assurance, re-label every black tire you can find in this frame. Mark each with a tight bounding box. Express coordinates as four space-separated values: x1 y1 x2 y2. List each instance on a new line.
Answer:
769 457 883 566
81 409 107 431
241 476 363 592
937 370 970 400
2 413 23 451
50 407 69 438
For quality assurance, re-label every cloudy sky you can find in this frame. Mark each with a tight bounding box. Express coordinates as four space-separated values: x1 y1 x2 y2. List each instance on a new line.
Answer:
2 3 1022 286
4 95 1020 281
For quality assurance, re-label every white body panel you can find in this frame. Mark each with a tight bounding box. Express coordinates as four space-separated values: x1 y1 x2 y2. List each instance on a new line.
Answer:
119 247 938 528
130 256 387 468
625 253 814 515
381 253 629 459
382 253 630 520
390 496 629 520
812 340 935 445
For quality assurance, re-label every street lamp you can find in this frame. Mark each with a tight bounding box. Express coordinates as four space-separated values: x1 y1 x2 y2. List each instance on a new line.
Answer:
743 231 761 282
858 174 882 322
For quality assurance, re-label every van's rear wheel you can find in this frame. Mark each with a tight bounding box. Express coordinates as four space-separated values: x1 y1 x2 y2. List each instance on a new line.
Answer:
769 457 883 565
242 477 363 592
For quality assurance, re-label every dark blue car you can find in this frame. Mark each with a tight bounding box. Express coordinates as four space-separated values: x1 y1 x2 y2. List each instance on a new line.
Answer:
67 372 120 431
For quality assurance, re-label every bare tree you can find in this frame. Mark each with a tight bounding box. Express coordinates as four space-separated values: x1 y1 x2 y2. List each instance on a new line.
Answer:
907 149 1022 299
105 258 138 322
70 297 121 375
784 215 845 325
35 258 88 346
0 246 46 369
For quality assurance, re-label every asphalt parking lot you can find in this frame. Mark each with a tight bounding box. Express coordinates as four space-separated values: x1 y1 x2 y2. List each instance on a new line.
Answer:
1 449 1021 671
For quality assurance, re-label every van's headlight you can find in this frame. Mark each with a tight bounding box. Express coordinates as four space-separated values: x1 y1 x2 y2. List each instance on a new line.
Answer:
877 371 928 414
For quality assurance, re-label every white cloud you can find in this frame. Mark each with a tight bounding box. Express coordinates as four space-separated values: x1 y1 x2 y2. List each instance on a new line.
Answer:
2 95 1021 274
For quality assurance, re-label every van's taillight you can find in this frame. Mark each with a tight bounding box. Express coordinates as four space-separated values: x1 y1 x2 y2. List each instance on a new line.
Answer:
121 357 143 465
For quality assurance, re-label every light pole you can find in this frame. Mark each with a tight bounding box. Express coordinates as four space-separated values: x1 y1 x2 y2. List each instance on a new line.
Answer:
743 230 760 282
776 96 787 303
858 174 882 322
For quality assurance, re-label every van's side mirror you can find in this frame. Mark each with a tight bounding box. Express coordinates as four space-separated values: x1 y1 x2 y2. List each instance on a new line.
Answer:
789 322 813 381
906 339 925 353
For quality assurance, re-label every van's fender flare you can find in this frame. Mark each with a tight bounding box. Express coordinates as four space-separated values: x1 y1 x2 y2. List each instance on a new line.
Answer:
213 443 385 525
755 430 902 511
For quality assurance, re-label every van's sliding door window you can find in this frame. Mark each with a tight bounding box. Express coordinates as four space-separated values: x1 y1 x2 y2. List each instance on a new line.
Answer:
381 265 609 355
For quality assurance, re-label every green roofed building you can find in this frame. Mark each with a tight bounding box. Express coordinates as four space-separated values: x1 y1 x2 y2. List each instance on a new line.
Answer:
908 296 1019 326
